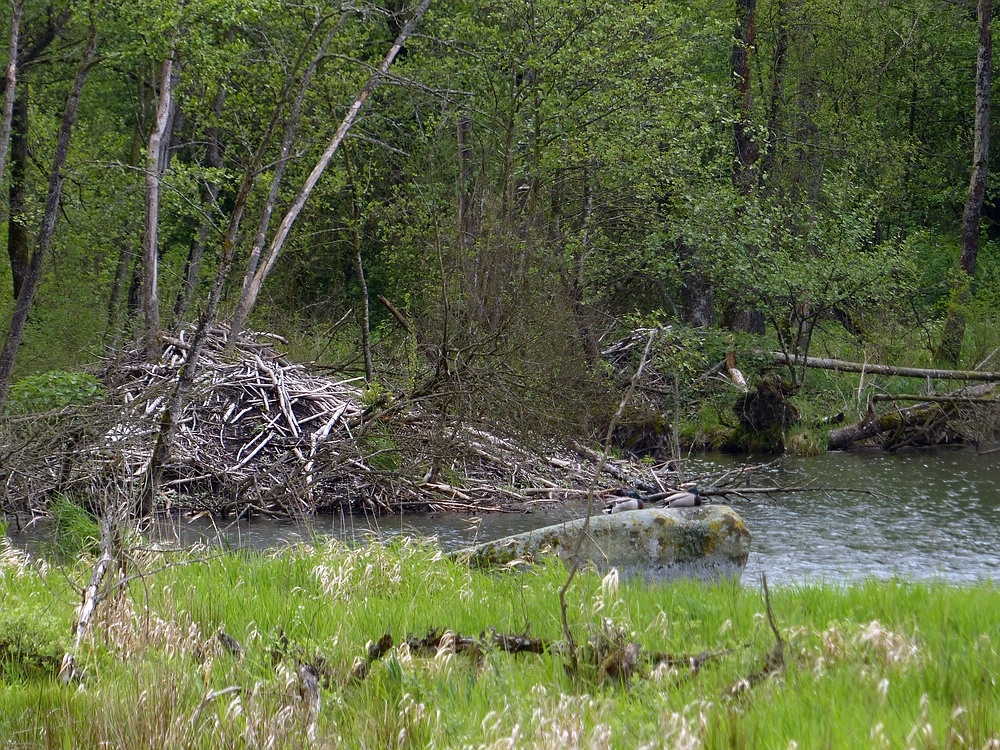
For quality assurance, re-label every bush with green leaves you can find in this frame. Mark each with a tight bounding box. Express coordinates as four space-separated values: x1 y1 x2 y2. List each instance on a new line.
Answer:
6 371 104 414
0 606 66 682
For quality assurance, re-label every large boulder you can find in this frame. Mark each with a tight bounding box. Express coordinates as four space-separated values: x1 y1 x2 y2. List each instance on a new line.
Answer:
454 505 751 583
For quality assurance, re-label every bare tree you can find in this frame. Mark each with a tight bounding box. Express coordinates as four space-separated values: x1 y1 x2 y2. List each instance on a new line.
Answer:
226 0 432 347
0 27 97 410
225 12 345 347
145 0 433 514
141 52 176 361
938 0 991 366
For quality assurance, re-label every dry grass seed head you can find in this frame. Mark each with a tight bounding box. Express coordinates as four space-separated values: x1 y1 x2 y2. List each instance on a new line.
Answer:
0 537 39 577
852 620 920 667
638 701 710 750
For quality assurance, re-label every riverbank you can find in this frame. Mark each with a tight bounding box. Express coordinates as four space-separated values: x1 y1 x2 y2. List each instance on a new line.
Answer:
0 538 997 748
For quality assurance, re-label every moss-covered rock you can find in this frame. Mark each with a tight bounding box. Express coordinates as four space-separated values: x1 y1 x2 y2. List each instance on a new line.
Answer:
453 505 751 583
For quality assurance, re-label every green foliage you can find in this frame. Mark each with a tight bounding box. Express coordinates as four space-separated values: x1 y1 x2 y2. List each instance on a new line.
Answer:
7 371 105 414
0 0 992 442
48 496 100 558
358 424 400 472
0 544 999 746
784 425 826 457
0 606 66 682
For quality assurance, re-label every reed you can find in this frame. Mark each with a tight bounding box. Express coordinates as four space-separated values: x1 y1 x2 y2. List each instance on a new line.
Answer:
0 538 997 748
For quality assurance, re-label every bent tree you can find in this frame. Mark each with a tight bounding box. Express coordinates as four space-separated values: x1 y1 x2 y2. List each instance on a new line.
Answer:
145 0 433 514
226 0 432 347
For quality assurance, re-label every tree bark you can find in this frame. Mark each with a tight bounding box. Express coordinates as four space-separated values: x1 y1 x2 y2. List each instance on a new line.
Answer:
0 0 23 209
678 240 714 327
732 0 758 193
141 53 175 361
106 72 150 345
0 27 97 410
173 83 226 324
762 0 787 179
226 0 432 347
457 113 473 258
938 0 991 366
724 0 764 334
226 13 345 348
343 144 373 382
6 82 27 298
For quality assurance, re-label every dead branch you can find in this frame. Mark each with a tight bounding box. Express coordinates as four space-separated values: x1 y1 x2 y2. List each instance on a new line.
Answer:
59 515 121 683
871 393 1000 404
827 382 998 450
766 351 1000 381
351 632 393 681
727 573 784 698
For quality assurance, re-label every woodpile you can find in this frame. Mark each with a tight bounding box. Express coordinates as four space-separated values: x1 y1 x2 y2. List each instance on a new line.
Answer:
1 327 661 517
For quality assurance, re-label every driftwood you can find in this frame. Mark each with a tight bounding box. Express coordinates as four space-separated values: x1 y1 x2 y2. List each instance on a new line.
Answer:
767 352 1000 381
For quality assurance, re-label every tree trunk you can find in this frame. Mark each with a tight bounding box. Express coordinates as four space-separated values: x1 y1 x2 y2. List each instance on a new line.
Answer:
0 0 23 209
343 145 373 382
569 166 600 364
938 0 991 366
106 74 150 345
762 0 787 179
226 14 345 348
724 0 764 334
141 53 175 361
732 0 758 193
173 84 226 324
0 28 97 410
143 13 361 512
6 83 27 298
226 0 432 348
457 114 473 258
766 351 1000 381
679 240 714 327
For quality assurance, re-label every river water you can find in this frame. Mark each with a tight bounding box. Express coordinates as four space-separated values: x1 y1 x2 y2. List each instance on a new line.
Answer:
6 449 999 585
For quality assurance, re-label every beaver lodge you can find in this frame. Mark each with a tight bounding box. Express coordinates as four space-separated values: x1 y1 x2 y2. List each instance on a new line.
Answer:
0 327 666 519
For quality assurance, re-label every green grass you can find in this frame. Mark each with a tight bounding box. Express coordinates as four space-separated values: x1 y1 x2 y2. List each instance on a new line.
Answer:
0 537 997 748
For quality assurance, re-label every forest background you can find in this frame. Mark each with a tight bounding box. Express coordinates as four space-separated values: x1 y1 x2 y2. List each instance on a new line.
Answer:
0 0 996 449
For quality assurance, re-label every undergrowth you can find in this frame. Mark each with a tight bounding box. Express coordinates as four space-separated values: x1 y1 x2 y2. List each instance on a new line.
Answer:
0 539 997 748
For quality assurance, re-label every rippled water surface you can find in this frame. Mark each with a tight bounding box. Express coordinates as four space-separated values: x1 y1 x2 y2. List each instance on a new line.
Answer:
7 449 1000 584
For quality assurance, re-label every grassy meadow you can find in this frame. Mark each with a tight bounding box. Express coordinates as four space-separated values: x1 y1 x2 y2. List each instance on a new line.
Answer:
0 534 997 749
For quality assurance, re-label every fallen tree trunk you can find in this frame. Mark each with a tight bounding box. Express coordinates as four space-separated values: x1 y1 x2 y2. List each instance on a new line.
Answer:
766 352 1000 381
827 402 952 450
871 393 1000 404
59 516 122 682
828 383 998 450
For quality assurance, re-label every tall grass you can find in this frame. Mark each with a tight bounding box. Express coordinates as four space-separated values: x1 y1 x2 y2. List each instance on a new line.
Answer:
0 538 997 748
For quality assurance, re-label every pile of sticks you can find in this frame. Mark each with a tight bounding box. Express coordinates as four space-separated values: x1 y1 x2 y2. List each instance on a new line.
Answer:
2 328 657 517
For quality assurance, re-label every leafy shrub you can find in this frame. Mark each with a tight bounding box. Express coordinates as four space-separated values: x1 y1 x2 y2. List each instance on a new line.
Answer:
0 606 66 681
7 370 104 414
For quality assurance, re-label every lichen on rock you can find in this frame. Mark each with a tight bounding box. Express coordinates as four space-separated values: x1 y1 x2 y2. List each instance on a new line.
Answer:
453 505 751 584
